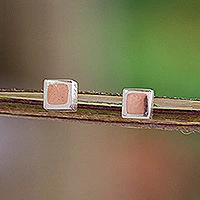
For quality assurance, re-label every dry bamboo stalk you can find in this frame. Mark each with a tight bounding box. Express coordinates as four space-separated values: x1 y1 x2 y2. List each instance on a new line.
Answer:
0 88 199 133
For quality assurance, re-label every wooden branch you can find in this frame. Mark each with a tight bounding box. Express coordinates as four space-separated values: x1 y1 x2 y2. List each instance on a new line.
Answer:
0 88 199 133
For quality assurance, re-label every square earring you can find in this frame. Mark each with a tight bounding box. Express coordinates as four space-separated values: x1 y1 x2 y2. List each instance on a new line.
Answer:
43 79 78 112
122 88 154 119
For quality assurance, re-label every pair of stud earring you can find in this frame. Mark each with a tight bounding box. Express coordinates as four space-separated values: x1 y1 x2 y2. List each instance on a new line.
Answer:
43 79 154 119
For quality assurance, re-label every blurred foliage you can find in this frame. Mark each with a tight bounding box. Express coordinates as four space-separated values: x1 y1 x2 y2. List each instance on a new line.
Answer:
82 0 200 98
1 1 199 99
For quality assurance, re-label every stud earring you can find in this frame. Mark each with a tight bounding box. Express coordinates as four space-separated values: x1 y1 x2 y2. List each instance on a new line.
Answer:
122 88 154 119
43 79 78 112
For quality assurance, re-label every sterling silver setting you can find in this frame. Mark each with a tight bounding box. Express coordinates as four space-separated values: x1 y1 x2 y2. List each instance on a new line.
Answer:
122 88 154 119
43 79 78 111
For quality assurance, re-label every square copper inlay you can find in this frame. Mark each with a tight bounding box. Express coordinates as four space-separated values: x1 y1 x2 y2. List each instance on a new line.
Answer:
126 93 147 115
47 84 68 105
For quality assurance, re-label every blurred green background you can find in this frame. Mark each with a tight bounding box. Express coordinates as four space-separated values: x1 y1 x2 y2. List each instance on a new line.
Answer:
0 1 200 200
1 0 200 98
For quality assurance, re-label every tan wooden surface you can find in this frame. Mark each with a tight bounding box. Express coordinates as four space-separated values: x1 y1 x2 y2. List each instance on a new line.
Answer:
0 89 199 133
